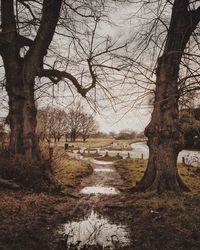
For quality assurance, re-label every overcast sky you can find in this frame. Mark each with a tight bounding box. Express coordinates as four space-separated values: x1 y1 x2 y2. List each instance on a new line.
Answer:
96 108 151 133
0 1 153 133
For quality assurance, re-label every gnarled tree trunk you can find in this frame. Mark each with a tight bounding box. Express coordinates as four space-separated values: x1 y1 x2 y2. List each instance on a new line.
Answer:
0 0 62 191
135 54 189 192
6 74 41 163
134 0 200 192
0 0 62 163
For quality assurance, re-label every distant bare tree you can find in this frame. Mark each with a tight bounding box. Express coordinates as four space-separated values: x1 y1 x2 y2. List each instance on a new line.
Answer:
66 104 84 142
80 113 98 141
37 107 67 144
49 108 68 143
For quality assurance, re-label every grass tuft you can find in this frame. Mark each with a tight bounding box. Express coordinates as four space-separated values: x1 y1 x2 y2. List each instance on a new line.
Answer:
52 148 93 189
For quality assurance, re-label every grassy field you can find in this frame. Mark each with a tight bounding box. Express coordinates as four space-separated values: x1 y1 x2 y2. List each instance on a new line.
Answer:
57 138 114 149
57 137 145 151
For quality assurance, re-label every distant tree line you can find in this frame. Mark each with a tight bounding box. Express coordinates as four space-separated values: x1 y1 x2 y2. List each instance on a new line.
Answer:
109 130 145 140
36 105 98 144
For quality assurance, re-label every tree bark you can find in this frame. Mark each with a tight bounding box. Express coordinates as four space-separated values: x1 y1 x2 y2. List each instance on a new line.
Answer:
0 0 62 163
134 0 200 192
6 75 41 162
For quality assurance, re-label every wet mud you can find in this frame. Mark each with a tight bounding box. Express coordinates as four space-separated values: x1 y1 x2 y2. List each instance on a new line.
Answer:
54 159 133 250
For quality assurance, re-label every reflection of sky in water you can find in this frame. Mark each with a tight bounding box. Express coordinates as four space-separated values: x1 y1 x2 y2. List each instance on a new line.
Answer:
89 159 114 165
68 142 200 163
94 168 114 172
60 210 130 249
81 186 120 195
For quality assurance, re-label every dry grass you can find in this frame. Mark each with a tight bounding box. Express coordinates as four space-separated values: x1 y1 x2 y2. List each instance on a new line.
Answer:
57 138 114 149
57 138 146 150
115 158 200 191
52 147 93 189
115 158 200 249
104 139 134 151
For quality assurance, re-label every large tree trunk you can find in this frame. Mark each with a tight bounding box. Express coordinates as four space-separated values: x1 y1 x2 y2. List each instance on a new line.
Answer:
0 0 62 191
1 0 62 162
134 54 189 192
2 43 41 162
134 0 200 192
7 76 41 162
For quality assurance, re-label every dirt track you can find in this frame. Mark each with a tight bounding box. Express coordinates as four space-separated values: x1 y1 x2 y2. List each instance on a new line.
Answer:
54 158 134 249
1 157 197 250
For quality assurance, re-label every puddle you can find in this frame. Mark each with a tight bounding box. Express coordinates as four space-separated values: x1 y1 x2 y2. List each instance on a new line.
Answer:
90 159 114 165
80 186 120 195
57 210 130 249
94 168 114 172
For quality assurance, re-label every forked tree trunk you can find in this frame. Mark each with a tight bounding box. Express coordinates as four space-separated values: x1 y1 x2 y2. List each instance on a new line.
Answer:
1 0 62 165
134 0 200 192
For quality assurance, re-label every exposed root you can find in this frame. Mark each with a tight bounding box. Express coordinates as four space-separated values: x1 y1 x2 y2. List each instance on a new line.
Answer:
131 173 190 193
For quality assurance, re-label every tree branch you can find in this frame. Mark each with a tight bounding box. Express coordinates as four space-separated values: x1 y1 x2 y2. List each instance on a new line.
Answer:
25 0 62 67
17 0 37 20
16 35 34 47
38 69 96 97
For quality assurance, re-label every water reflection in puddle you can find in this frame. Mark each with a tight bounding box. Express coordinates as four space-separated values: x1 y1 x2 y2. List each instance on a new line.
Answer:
58 210 130 249
90 159 114 165
94 168 114 173
81 186 120 195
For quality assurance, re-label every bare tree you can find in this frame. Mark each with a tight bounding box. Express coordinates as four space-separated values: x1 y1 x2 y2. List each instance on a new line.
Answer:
128 0 200 192
79 113 98 141
0 0 63 163
66 104 83 142
0 0 127 178
49 108 67 143
36 108 52 146
37 106 67 144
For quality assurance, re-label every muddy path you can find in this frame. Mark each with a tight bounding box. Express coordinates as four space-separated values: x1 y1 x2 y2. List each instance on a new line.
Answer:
66 158 128 216
54 158 134 249
1 156 198 250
